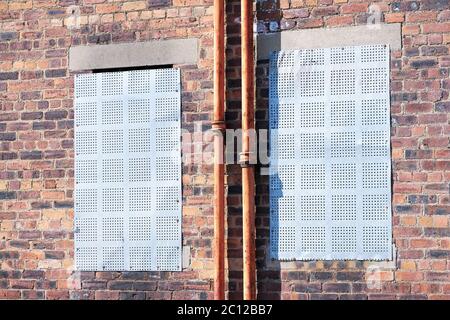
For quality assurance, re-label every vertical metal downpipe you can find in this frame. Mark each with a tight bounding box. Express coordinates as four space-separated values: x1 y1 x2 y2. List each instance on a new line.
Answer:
213 0 226 300
240 0 257 300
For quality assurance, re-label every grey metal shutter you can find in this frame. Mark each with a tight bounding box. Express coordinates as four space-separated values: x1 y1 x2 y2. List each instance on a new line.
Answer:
269 45 391 260
74 69 182 271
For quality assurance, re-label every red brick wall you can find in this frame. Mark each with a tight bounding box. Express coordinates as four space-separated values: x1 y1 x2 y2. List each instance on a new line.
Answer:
0 0 215 300
246 0 449 300
0 0 449 300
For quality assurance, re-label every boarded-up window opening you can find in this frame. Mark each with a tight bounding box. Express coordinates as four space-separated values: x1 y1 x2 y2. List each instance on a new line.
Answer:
269 45 392 260
74 68 182 271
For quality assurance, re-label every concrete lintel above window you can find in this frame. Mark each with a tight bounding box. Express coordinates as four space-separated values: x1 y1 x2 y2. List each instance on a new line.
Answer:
69 38 198 71
257 23 401 61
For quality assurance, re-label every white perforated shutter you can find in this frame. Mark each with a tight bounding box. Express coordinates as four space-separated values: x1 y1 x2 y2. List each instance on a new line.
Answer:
269 45 391 260
74 69 181 271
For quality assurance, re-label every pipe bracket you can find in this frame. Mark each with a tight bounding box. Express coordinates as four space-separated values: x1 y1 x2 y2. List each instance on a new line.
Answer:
211 120 226 133
239 151 255 167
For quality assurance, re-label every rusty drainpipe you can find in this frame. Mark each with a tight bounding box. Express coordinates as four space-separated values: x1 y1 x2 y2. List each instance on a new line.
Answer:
213 0 226 300
240 0 257 300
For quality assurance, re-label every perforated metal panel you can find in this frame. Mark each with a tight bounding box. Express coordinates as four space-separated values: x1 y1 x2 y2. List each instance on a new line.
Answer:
269 45 391 260
74 69 182 271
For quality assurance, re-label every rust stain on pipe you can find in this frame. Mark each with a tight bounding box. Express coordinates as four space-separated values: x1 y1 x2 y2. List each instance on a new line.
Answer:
241 0 257 301
213 0 226 301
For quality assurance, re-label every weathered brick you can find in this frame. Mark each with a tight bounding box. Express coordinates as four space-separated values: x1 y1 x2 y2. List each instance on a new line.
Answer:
133 281 158 291
148 0 171 8
311 6 338 17
0 72 19 80
336 272 364 281
21 112 44 120
0 32 18 41
283 9 309 19
323 283 351 293
410 59 438 69
0 251 20 259
0 191 17 200
22 270 45 279
20 91 41 100
422 0 449 10
293 283 322 293
435 101 450 112
428 250 450 259
44 250 65 259
20 151 43 160
45 69 67 78
0 133 16 141
311 272 333 281
87 34 112 44
408 195 437 204
108 281 134 290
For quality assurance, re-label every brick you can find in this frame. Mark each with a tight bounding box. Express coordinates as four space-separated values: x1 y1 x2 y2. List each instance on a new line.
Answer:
283 9 309 19
1 152 18 160
96 4 120 14
122 1 147 11
435 102 450 112
54 201 73 208
323 283 351 293
428 250 450 259
21 112 43 120
425 205 449 215
108 281 134 290
391 1 420 12
284 271 308 281
133 281 157 291
422 0 449 10
44 251 65 260
421 137 449 148
424 228 450 237
45 69 67 78
22 270 45 279
0 132 16 141
421 45 449 55
311 6 338 17
42 209 66 220
293 283 321 293
336 272 364 281
396 271 423 281
325 15 353 26
408 195 437 204
8 240 29 249
405 103 433 113
0 72 19 80
20 91 41 100
87 34 112 45
44 150 66 159
405 149 432 159
0 191 17 200
148 0 171 7
20 151 43 160
84 0 106 4
422 22 450 33
0 32 18 41
44 110 68 120
311 272 333 281
385 13 405 23
340 3 368 14
0 251 19 259
410 59 438 69
41 191 65 200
